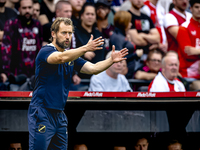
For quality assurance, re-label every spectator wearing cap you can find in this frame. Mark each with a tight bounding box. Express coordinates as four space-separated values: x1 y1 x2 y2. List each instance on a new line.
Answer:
95 0 115 54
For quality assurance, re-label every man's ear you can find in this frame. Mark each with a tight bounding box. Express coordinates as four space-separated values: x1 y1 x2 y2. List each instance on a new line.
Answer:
51 31 56 38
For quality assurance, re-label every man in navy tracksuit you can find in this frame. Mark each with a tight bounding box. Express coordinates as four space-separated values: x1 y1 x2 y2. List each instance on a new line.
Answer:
28 17 128 149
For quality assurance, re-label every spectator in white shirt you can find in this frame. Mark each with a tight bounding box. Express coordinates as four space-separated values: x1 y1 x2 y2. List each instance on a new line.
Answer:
89 50 132 92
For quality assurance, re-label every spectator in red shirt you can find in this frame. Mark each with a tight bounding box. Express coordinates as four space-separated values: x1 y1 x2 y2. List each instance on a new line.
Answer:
163 0 192 52
148 51 185 92
176 0 200 91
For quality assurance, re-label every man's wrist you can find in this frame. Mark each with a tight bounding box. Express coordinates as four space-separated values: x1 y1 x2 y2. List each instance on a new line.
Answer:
82 45 88 53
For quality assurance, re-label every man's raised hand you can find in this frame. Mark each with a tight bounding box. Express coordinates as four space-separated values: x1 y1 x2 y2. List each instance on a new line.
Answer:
111 45 128 63
86 35 104 51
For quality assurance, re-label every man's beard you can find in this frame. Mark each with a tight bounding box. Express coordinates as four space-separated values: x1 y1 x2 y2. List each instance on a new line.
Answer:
56 38 71 49
97 13 109 20
177 5 186 12
21 13 32 22
0 2 6 7
132 4 143 10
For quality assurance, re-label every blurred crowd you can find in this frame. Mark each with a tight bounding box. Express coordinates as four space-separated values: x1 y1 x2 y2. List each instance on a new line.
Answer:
0 0 200 92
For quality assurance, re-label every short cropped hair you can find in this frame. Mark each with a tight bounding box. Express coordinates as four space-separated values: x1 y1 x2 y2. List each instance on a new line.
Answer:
19 0 33 6
165 50 179 60
55 0 71 11
189 0 200 7
50 17 74 42
114 11 132 31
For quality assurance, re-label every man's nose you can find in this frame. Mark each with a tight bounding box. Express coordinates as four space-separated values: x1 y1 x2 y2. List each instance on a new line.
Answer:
66 33 70 38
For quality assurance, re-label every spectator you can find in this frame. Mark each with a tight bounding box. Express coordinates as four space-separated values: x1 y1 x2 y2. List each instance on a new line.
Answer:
163 0 192 52
134 137 149 150
8 142 22 150
0 0 18 90
1 0 43 91
74 144 88 150
110 10 143 78
0 0 17 44
32 0 40 20
167 139 182 150
5 0 19 14
88 50 133 92
148 52 185 92
135 49 163 81
74 2 105 80
127 0 160 78
95 0 115 52
128 0 160 54
176 0 200 91
141 0 168 53
148 52 193 136
38 0 56 25
134 49 163 91
69 0 86 27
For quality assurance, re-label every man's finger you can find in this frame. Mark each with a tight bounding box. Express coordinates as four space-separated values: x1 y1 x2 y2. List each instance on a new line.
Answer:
89 34 94 42
120 48 128 54
93 36 102 42
112 45 115 52
95 47 103 50
122 52 129 57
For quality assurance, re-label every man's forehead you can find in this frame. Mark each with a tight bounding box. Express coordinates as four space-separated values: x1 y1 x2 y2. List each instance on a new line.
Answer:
59 23 73 31
84 6 95 13
137 138 148 144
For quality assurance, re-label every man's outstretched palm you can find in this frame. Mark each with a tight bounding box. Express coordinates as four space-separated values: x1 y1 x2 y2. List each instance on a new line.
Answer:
111 45 128 63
